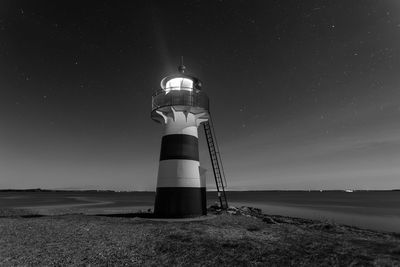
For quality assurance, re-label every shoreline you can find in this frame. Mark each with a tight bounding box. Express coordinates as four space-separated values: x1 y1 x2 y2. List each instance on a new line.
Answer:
1 190 400 232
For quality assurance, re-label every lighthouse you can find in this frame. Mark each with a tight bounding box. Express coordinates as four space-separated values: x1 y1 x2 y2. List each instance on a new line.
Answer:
151 63 210 217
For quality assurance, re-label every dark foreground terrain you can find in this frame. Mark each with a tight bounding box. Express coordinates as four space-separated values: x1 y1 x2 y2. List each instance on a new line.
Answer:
0 207 399 266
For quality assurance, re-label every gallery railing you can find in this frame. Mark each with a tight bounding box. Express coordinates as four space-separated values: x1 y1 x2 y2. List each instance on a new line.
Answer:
151 89 209 113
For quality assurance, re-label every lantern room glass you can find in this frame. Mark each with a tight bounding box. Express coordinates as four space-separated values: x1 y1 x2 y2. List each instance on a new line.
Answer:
164 78 194 92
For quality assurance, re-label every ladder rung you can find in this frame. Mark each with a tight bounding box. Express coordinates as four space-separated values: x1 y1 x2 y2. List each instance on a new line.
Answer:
204 120 228 209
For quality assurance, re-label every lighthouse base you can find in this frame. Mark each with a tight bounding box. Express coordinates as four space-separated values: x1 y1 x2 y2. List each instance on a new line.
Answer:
154 187 207 218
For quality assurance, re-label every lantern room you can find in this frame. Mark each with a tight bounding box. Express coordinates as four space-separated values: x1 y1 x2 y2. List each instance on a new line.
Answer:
151 67 208 123
160 74 202 93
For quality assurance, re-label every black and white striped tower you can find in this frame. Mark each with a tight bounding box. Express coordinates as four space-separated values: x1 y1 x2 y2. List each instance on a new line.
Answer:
151 63 209 218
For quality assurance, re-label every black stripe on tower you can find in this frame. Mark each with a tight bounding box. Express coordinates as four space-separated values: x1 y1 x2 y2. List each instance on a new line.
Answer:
154 187 207 217
160 134 199 161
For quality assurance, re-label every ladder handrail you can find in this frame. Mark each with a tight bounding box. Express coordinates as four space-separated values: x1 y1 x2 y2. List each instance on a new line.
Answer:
204 114 228 209
208 116 228 187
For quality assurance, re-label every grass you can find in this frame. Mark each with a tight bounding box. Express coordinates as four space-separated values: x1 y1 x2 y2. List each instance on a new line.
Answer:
0 209 399 266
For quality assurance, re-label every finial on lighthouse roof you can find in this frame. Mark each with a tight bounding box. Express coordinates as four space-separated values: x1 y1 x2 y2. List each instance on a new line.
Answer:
178 56 186 74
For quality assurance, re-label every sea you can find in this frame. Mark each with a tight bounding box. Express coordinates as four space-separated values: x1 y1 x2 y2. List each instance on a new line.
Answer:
0 190 399 233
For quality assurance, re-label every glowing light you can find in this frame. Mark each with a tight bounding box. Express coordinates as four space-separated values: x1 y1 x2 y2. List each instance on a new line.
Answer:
165 78 193 92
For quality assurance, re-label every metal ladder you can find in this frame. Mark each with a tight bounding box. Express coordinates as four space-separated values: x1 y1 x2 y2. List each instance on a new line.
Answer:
204 116 228 209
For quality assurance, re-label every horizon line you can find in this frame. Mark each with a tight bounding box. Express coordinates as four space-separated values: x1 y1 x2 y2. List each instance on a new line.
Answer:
0 188 399 192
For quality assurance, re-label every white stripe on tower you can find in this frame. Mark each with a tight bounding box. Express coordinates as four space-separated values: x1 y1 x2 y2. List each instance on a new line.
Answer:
157 160 205 188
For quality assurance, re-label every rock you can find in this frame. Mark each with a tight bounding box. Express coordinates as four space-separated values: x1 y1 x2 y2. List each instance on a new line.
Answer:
262 217 276 224
227 207 238 213
207 203 224 214
208 202 221 211
232 206 263 218
240 206 250 212
308 223 336 231
249 207 262 215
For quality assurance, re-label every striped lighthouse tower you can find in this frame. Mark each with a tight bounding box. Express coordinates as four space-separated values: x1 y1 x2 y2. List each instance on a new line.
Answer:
151 64 209 217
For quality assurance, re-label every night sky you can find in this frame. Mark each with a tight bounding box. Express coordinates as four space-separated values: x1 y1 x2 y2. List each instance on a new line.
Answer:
1 0 399 190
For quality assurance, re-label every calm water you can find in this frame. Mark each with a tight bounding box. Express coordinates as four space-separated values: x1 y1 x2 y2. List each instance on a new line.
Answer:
226 191 400 233
0 191 399 232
